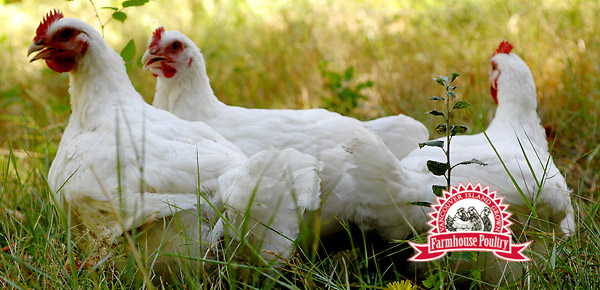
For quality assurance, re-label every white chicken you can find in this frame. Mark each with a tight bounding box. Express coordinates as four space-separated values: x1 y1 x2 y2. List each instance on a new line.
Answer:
27 10 322 274
142 28 428 160
141 28 434 242
399 41 575 285
401 41 574 235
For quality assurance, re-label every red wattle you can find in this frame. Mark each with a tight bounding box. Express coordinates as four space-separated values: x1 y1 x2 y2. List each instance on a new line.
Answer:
44 50 79 73
46 59 75 73
162 64 177 78
490 79 498 104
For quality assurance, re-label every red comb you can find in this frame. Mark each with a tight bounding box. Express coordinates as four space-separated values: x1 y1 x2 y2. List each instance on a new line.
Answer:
35 9 64 42
149 27 165 49
496 41 513 54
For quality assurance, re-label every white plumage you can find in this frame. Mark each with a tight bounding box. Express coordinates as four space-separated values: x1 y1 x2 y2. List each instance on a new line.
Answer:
144 29 428 161
142 28 433 241
400 42 574 235
28 11 322 273
363 115 430 160
218 148 323 262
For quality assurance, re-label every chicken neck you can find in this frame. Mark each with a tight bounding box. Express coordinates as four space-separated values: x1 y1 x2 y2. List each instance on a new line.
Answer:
153 53 226 120
67 37 144 129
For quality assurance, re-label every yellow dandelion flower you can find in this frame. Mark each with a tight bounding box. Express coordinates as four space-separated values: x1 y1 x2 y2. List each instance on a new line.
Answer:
386 280 415 290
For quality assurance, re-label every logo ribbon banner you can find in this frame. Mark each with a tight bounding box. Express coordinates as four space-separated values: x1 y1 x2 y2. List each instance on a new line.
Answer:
408 182 532 262
409 232 532 262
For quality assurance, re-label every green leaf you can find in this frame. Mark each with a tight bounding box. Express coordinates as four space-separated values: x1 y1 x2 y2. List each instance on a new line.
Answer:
432 185 447 196
449 124 468 136
550 242 557 269
425 109 444 117
112 11 127 22
120 39 136 62
468 269 482 280
469 251 479 261
123 0 149 7
435 124 447 135
418 140 444 149
449 72 460 83
422 273 440 289
136 54 144 68
453 100 470 109
433 77 446 87
427 160 449 176
446 91 456 99
101 6 118 10
343 66 354 81
448 251 473 261
407 201 432 207
356 80 374 90
326 72 342 90
453 158 487 168
429 96 444 101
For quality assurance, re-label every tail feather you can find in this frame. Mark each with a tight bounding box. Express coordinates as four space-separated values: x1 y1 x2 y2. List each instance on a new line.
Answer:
363 114 429 160
218 148 322 262
560 202 575 236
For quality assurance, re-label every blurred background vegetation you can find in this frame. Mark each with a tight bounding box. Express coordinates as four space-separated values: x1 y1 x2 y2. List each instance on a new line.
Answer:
1 0 598 195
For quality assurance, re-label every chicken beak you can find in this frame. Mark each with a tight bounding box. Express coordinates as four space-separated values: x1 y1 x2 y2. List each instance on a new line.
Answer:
142 49 168 70
141 50 153 69
27 42 52 62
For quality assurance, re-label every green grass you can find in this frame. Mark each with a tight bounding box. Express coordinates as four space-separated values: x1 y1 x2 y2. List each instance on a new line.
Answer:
1 0 599 288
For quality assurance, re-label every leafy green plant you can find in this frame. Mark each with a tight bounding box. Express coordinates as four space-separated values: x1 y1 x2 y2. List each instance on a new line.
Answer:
87 0 150 35
415 73 488 289
419 72 486 197
88 0 149 72
319 62 374 116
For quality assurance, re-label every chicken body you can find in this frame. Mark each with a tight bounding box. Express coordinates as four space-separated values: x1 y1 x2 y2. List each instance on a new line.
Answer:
401 42 574 235
400 41 575 285
28 11 322 274
143 29 434 240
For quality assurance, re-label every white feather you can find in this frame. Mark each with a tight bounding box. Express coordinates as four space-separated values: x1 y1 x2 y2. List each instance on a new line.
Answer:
363 115 429 160
218 148 323 262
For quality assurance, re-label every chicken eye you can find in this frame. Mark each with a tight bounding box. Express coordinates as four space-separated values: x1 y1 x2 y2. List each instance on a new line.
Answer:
171 41 182 51
59 28 76 41
491 62 497 70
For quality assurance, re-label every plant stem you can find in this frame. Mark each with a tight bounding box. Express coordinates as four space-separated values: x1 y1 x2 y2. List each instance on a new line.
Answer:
88 0 105 37
446 85 452 188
